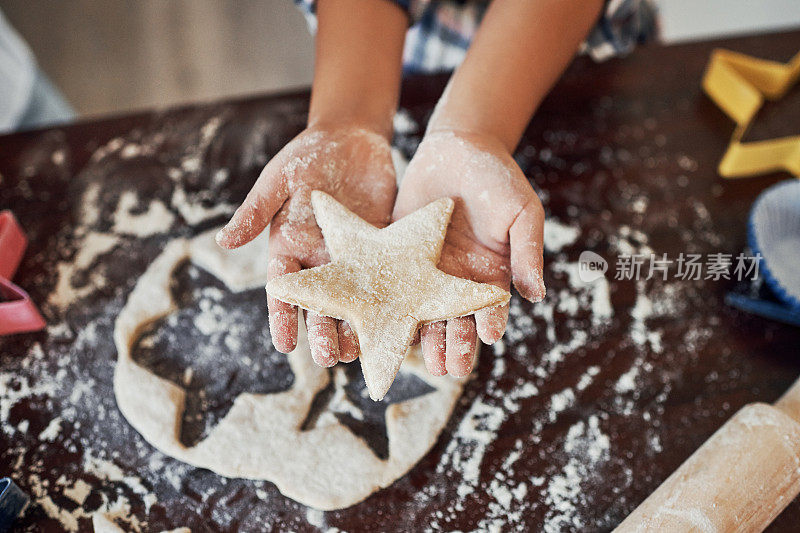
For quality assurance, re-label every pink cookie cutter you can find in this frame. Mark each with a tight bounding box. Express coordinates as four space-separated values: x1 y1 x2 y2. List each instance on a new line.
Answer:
0 210 46 335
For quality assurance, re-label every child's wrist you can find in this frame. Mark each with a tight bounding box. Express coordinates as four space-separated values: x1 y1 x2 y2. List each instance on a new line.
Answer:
311 0 406 141
307 111 393 141
424 125 512 158
308 93 396 141
427 109 516 155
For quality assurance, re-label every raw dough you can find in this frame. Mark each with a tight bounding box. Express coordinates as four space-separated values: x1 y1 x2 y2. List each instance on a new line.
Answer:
267 191 509 400
113 228 469 510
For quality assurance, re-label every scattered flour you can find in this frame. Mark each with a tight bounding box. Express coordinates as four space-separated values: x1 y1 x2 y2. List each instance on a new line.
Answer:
83 453 157 513
438 397 507 504
615 365 641 394
112 191 175 238
48 231 120 310
74 233 120 270
306 508 326 529
544 218 580 253
38 416 62 441
24 469 145 533
63 479 93 505
610 225 654 257
316 366 365 427
171 186 235 226
421 214 687 530
551 261 613 328
0 365 59 422
630 282 663 353
549 389 577 421
576 366 600 392
393 109 418 135
542 415 610 532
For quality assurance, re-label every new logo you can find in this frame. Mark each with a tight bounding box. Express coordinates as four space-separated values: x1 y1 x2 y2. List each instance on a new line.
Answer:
578 251 608 283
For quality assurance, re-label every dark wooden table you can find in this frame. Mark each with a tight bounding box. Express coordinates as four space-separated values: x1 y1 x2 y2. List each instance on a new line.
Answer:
2 30 800 532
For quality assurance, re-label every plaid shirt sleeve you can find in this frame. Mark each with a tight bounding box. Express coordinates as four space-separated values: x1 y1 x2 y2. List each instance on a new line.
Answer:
294 0 658 73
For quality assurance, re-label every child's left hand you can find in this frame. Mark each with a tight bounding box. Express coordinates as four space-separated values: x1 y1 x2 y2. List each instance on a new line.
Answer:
393 129 546 377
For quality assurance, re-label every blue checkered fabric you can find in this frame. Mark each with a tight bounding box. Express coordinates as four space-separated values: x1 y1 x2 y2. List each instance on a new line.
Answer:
294 0 658 73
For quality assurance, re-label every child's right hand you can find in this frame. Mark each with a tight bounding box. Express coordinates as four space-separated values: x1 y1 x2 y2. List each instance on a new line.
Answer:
216 125 397 366
394 129 546 378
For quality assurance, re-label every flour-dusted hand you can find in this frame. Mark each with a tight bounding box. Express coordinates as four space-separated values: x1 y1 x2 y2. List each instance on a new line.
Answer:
217 126 396 364
217 0 407 367
386 0 603 379
394 130 545 378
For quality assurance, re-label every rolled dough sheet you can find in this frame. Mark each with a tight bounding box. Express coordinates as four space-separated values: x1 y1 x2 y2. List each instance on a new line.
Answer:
113 227 468 510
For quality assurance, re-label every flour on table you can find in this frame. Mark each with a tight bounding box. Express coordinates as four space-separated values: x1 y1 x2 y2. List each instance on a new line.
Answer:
83 453 157 512
48 178 181 311
544 218 580 253
170 186 234 226
92 512 190 533
630 282 663 353
20 466 147 533
420 219 689 530
38 416 62 441
316 366 364 426
393 109 418 136
47 159 235 313
48 231 120 310
543 415 610 533
63 479 92 505
112 191 175 238
4 109 336 530
615 365 640 394
552 261 613 328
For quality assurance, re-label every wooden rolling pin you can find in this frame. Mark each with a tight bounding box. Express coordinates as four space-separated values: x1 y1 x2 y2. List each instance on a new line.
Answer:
615 377 800 532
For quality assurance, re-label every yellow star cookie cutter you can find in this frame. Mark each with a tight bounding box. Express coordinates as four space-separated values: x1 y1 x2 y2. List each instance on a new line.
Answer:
702 49 800 178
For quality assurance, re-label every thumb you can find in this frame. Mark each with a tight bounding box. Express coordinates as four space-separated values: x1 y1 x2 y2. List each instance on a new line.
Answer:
216 164 287 249
509 198 546 302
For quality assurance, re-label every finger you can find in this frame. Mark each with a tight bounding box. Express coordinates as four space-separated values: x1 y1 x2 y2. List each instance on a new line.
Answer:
266 253 301 353
216 164 287 249
473 277 510 345
445 316 477 378
475 302 510 345
509 197 546 302
306 312 340 367
337 321 360 363
420 322 446 376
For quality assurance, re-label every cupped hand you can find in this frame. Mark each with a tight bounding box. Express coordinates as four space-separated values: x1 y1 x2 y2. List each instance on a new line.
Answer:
216 126 396 366
393 129 546 378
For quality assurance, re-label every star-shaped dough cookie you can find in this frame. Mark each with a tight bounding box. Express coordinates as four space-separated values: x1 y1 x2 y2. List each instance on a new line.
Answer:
266 191 510 401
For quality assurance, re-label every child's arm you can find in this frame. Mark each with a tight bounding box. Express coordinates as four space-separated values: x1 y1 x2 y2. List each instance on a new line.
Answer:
218 0 407 365
428 0 604 151
310 0 407 138
395 0 604 377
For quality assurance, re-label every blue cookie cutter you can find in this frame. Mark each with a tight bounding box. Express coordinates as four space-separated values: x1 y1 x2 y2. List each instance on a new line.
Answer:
0 477 29 530
726 180 800 326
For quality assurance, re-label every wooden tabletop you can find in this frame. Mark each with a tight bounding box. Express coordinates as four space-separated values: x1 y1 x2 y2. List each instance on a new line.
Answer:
2 30 800 532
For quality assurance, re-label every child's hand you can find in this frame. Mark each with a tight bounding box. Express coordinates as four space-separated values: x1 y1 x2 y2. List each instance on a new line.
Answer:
217 126 396 366
394 129 545 377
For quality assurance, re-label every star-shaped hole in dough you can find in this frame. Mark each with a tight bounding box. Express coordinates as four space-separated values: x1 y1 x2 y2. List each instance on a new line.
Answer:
301 364 435 460
131 259 437 456
132 261 294 447
267 191 510 401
